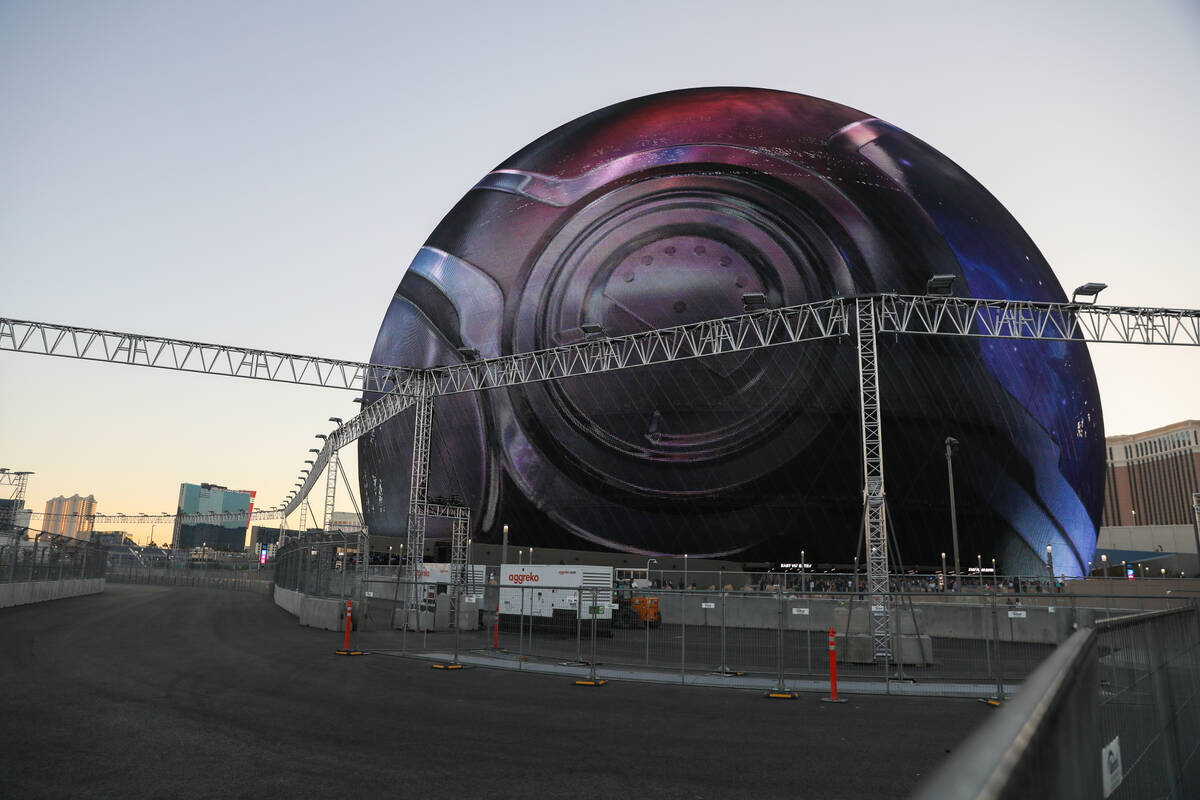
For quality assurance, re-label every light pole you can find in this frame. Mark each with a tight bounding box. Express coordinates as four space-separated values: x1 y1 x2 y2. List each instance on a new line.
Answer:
1045 545 1054 581
800 549 806 594
977 554 983 588
940 552 947 591
684 553 689 591
1191 493 1200 578
945 436 962 590
501 524 509 566
1101 554 1108 581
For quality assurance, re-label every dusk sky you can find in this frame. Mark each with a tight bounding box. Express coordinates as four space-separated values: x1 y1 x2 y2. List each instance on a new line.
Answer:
2 1 1197 542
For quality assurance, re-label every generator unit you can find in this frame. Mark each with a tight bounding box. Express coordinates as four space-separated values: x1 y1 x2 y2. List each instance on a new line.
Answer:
498 564 614 635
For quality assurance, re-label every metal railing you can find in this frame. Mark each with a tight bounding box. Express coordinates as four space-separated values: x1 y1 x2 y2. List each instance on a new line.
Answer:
914 604 1200 799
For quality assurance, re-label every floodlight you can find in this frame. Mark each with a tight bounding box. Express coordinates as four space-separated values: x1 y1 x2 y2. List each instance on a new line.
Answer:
314 434 327 440
458 347 480 361
580 322 604 336
741 292 768 310
308 449 320 455
329 417 343 425
1071 283 1107 304
925 274 957 296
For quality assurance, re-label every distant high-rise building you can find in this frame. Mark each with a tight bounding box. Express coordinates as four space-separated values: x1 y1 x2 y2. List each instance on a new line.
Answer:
42 495 97 539
1103 420 1200 527
171 483 255 552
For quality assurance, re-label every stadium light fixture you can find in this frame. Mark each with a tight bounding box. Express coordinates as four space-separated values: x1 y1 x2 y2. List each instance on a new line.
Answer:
580 322 604 336
1072 282 1107 304
925 274 957 296
314 434 327 440
741 292 768 311
308 449 320 455
329 417 342 425
458 347 480 361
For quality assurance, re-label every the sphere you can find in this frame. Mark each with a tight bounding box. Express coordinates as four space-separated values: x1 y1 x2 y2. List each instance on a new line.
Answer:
360 87 1103 577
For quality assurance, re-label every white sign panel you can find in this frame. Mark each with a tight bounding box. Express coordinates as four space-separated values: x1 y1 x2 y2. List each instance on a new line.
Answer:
792 607 811 616
701 602 716 609
364 591 374 598
1048 606 1056 613
1102 736 1123 797
1008 610 1027 619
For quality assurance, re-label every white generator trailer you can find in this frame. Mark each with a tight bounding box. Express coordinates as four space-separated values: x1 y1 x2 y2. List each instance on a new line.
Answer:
498 564 614 635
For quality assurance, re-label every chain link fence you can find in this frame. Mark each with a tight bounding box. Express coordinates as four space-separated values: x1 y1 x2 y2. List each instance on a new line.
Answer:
0 531 105 583
105 546 274 592
915 603 1200 799
267 558 1193 698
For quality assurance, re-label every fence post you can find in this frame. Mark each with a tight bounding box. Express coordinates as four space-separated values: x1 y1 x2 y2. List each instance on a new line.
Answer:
767 589 797 699
453 585 462 666
718 590 730 675
777 589 785 690
992 585 1005 700
643 587 650 666
680 588 687 685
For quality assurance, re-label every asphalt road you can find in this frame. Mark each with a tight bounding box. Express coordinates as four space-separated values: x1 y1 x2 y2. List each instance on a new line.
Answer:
0 584 988 799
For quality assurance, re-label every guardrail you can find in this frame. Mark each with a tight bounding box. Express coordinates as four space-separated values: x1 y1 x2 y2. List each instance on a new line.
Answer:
913 604 1200 798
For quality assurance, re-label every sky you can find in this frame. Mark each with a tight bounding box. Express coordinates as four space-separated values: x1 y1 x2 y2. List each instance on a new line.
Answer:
1 0 1198 543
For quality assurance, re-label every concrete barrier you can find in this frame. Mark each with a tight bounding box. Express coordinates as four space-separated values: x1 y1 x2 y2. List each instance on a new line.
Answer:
274 585 303 616
299 595 348 631
0 578 105 609
655 591 1144 645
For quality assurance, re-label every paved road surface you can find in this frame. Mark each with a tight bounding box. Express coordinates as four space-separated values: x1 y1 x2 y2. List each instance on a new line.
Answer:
0 584 988 799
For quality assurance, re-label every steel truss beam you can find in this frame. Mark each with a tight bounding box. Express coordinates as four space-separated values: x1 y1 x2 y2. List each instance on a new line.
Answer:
30 509 282 525
0 318 422 394
322 449 339 531
876 295 1200 345
401 375 435 629
855 299 891 661
421 501 473 628
277 293 1200 506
